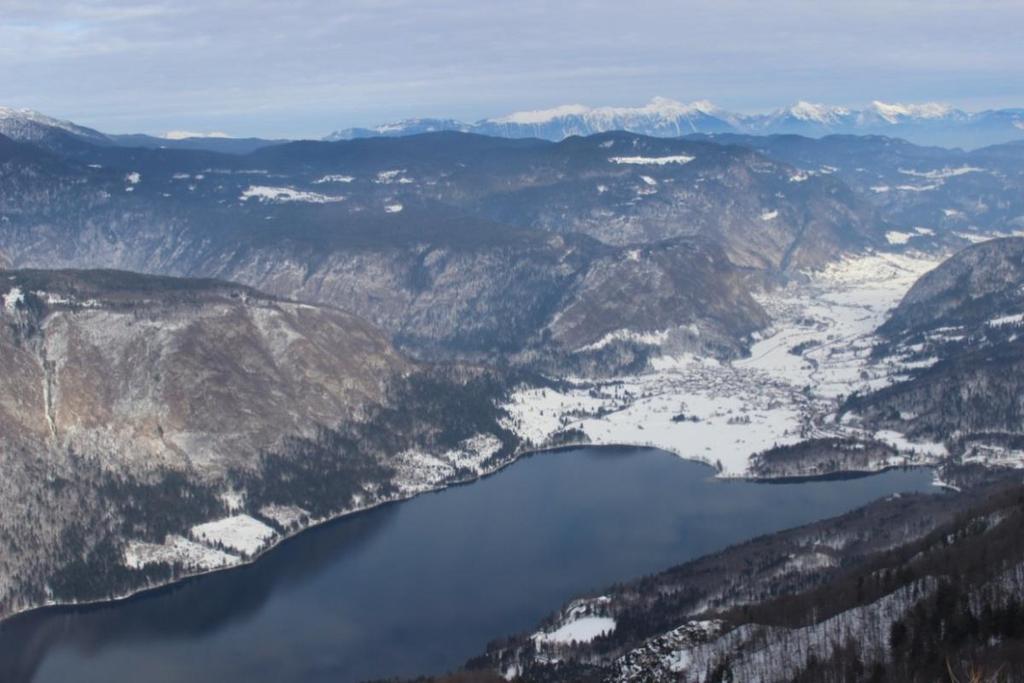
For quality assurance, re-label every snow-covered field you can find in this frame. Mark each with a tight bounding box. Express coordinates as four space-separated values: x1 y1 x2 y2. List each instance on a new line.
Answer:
534 617 616 645
530 596 617 659
190 515 277 556
124 535 237 571
503 251 946 476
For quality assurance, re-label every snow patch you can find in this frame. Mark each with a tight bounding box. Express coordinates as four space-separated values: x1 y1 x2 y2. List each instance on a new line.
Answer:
162 130 232 140
895 183 940 192
885 231 915 245
987 312 1024 327
534 617 616 645
578 329 669 352
610 155 695 165
240 186 345 204
374 169 408 184
313 174 355 184
2 287 24 314
898 166 983 180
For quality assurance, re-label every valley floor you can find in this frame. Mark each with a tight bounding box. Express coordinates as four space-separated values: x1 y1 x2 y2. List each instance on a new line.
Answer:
503 249 948 477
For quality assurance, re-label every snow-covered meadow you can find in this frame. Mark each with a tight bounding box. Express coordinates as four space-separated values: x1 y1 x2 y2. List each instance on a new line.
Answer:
190 515 277 556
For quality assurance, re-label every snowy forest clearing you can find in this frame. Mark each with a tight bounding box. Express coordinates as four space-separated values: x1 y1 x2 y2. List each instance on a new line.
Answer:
503 251 947 476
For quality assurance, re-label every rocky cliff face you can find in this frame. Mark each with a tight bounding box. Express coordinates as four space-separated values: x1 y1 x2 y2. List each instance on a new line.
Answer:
3 269 409 465
0 270 518 618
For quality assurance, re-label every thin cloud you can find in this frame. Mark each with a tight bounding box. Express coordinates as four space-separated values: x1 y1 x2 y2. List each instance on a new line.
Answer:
0 0 1021 138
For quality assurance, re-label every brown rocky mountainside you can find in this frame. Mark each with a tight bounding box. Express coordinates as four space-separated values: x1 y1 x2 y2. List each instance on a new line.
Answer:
0 269 406 471
0 269 518 618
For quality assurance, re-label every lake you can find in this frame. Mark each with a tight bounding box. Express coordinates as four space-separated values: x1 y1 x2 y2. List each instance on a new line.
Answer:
0 447 936 683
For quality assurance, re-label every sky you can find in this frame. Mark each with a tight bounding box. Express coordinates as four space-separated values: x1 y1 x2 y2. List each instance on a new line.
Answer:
2 0 1023 139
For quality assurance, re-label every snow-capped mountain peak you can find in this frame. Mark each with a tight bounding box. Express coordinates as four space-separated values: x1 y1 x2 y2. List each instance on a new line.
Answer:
0 107 77 132
866 100 955 123
0 106 109 144
323 97 1024 147
785 101 852 124
489 104 592 125
638 96 723 119
488 97 722 126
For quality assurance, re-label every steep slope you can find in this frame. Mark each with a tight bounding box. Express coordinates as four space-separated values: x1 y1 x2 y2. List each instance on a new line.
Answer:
0 107 111 149
0 269 519 619
439 132 882 269
0 130 873 365
688 133 1024 245
881 237 1024 338
843 238 1024 452
543 239 768 359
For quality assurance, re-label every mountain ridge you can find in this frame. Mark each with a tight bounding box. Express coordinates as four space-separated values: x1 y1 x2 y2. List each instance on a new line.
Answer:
326 97 1024 149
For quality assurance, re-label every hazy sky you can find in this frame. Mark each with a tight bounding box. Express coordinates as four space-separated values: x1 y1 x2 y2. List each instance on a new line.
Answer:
2 0 1022 138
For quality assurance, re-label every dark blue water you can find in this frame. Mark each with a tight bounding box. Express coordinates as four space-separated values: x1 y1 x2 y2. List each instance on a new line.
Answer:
0 447 935 683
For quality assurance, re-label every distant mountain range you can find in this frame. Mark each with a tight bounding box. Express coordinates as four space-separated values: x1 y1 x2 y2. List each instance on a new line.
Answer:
4 99 1023 153
326 97 1024 149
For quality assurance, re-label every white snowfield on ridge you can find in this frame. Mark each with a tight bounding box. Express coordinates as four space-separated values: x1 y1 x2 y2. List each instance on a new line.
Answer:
325 95 1024 144
485 97 960 128
503 249 949 477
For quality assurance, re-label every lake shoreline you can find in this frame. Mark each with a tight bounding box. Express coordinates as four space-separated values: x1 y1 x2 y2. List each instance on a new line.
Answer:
0 441 937 628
